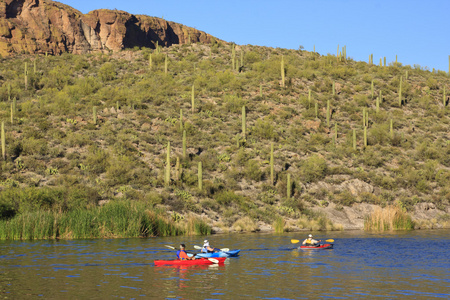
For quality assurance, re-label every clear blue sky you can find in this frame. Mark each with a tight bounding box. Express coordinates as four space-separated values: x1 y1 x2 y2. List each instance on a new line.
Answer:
58 0 449 72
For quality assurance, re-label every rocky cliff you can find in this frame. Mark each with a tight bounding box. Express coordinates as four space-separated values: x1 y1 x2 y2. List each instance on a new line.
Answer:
0 0 216 56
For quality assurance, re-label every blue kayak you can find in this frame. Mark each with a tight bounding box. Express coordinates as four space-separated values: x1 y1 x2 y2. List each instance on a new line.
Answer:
188 250 240 258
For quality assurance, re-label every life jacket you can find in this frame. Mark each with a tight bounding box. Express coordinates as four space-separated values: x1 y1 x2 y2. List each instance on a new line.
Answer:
177 250 189 260
201 247 208 253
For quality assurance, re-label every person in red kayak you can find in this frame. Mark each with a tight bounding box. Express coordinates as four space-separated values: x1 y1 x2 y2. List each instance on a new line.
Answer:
201 240 220 253
302 234 321 246
177 244 194 260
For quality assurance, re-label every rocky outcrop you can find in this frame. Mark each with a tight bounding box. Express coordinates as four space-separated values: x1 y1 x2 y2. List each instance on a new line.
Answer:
0 0 217 56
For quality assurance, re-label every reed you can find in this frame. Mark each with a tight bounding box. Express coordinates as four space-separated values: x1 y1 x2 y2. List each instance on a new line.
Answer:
364 205 414 231
0 201 202 240
273 216 285 233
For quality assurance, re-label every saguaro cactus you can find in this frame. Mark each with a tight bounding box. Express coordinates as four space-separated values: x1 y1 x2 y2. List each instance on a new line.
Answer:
352 129 356 151
180 109 183 131
281 56 285 88
443 86 446 106
334 123 338 145
165 142 170 186
198 161 203 190
231 44 235 69
149 54 152 69
398 76 403 107
376 97 380 113
315 102 318 119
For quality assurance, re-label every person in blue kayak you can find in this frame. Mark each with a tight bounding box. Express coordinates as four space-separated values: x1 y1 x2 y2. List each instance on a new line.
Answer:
177 244 194 260
302 234 321 246
201 240 219 253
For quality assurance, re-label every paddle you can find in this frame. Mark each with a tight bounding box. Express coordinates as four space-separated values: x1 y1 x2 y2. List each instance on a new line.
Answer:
193 245 230 252
164 245 197 258
291 239 334 244
164 246 219 263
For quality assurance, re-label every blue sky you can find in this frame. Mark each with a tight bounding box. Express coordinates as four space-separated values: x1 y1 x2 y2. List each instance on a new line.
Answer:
58 0 449 72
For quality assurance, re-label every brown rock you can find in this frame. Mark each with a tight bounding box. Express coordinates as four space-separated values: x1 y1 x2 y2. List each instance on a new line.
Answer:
0 0 219 56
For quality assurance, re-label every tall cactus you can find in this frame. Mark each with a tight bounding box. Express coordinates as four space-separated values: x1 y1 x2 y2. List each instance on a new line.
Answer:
10 103 13 125
398 76 403 107
281 56 285 88
231 44 235 70
270 143 274 186
198 161 203 190
1 122 5 160
180 109 183 131
376 97 380 113
315 102 318 119
149 54 152 70
332 81 335 96
352 129 356 151
286 173 291 199
165 142 170 186
384 57 386 66
242 105 246 138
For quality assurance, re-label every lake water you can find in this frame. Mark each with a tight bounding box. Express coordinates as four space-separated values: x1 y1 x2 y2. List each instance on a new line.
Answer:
0 230 449 299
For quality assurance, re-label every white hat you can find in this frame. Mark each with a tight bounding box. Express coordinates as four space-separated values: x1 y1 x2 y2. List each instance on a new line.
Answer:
204 240 208 243
203 240 209 246
308 234 313 238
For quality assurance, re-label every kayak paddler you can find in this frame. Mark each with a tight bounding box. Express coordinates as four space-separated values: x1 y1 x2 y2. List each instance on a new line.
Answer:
302 234 321 246
201 240 220 253
177 244 194 260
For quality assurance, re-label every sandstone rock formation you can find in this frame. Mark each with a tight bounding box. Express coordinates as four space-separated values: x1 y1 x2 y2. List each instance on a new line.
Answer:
0 0 217 56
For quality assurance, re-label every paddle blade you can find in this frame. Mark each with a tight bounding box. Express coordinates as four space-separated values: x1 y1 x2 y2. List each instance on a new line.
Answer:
220 248 230 252
193 245 202 250
208 258 219 264
165 245 175 250
291 239 300 244
325 239 334 243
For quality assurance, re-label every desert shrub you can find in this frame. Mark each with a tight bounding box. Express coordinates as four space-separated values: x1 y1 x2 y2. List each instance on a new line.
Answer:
300 155 328 183
244 159 264 182
252 118 275 140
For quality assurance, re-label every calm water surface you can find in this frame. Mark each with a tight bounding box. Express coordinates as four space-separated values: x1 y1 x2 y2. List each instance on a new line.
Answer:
0 230 449 299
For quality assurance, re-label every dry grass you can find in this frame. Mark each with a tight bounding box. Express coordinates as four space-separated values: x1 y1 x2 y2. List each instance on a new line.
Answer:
364 205 414 231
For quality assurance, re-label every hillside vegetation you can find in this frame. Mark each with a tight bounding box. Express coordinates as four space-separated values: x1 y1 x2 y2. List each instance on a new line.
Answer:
0 41 449 239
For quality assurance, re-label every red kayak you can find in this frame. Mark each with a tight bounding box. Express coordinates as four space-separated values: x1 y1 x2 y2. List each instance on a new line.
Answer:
299 243 333 250
154 257 226 266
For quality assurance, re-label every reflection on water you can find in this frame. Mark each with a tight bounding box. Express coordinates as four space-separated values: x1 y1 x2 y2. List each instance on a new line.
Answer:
0 230 449 299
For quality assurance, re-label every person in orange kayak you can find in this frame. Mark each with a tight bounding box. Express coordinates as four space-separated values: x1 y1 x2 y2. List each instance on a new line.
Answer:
201 240 220 253
302 234 321 246
176 244 194 260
